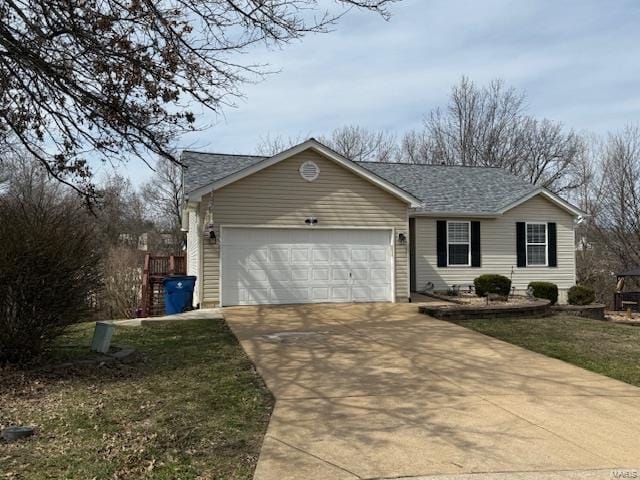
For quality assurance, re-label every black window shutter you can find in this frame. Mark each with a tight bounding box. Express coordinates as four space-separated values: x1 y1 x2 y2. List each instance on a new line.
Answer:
471 221 481 267
548 222 558 267
516 222 526 267
437 220 447 267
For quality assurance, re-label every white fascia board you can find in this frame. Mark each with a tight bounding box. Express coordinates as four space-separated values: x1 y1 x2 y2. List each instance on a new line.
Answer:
187 139 422 207
497 188 585 218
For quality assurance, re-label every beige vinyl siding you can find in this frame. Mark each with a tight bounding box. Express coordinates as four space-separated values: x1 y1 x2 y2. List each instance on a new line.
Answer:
201 149 409 306
414 194 576 301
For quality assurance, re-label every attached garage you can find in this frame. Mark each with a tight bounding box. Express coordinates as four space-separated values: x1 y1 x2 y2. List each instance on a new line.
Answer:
183 139 421 307
220 227 393 306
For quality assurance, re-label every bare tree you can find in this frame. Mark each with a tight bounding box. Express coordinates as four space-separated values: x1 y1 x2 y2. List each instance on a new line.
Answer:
591 126 640 269
95 173 151 248
255 133 309 156
422 77 583 193
0 0 398 200
424 77 526 167
321 125 398 162
514 118 585 194
141 156 183 244
100 246 143 319
399 129 429 163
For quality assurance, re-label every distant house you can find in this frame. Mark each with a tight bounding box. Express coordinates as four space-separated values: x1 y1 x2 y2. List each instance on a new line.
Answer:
137 232 179 252
181 138 584 307
117 231 181 253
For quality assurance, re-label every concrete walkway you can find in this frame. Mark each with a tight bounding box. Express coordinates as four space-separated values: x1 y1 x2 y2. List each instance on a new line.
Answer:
224 303 640 480
109 308 224 326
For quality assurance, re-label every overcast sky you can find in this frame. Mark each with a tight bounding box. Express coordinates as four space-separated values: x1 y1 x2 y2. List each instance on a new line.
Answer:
118 0 640 185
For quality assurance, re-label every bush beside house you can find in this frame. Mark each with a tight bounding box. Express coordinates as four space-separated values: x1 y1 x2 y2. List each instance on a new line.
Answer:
0 194 101 363
568 285 596 305
528 282 559 305
474 274 512 298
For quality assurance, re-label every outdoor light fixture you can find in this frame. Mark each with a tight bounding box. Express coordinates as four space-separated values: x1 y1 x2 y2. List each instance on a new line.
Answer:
305 217 318 225
204 224 217 244
398 233 407 245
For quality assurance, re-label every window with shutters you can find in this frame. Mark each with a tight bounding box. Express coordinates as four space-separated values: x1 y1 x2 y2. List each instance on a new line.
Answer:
447 221 471 266
526 223 547 266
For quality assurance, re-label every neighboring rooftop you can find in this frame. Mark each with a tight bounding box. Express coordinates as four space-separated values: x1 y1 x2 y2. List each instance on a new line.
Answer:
181 149 538 214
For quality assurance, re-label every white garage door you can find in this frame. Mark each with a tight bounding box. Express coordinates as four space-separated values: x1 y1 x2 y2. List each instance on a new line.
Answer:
220 228 393 306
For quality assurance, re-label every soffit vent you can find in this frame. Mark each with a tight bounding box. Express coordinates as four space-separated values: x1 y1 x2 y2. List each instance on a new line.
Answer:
299 161 320 182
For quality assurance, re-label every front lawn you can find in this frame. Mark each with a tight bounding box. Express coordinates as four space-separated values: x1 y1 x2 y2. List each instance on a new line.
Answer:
449 315 640 387
0 319 273 479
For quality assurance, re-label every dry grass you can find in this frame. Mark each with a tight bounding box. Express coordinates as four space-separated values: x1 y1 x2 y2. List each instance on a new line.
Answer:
0 319 273 479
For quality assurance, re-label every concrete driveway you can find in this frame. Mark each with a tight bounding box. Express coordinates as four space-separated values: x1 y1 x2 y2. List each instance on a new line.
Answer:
224 303 640 480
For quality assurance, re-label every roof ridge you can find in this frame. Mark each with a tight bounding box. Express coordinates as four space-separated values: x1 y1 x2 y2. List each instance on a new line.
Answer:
182 150 266 158
356 161 507 169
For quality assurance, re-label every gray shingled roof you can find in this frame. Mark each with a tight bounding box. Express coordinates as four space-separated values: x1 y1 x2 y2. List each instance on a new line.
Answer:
181 151 266 194
355 162 537 214
182 150 538 214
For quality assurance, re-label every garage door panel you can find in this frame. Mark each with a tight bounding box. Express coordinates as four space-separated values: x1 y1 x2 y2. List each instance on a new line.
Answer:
270 247 290 263
351 268 369 281
221 228 392 306
245 287 269 305
370 286 389 300
269 269 290 281
312 248 330 264
351 248 369 261
312 268 330 281
291 267 310 281
370 248 387 262
332 268 350 281
272 287 310 303
312 287 329 299
331 286 350 301
291 248 310 263
371 268 389 280
247 248 269 266
245 269 268 282
331 248 349 262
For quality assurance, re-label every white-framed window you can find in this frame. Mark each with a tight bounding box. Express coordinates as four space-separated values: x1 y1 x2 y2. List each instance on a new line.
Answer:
526 222 547 266
447 221 471 266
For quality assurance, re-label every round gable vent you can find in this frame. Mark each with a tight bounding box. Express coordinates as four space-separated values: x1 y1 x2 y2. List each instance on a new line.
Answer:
299 161 320 182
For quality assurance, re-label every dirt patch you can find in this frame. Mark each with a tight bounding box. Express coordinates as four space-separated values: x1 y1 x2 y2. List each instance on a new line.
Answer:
605 311 640 325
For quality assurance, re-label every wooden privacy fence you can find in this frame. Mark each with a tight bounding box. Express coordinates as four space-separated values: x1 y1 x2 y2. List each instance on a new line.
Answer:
141 254 187 317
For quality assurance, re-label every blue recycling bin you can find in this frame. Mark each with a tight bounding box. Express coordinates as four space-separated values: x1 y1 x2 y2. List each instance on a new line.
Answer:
163 276 197 315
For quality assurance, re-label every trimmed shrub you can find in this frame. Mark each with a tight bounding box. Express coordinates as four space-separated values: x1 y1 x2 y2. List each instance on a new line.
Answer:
567 285 596 306
528 281 559 305
474 274 512 298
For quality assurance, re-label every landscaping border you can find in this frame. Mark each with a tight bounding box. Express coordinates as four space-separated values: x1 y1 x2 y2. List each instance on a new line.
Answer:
419 299 551 320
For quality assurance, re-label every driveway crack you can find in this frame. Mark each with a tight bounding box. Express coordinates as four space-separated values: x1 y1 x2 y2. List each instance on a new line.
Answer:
269 435 362 479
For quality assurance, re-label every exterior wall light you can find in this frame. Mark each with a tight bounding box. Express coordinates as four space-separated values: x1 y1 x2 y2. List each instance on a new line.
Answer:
204 224 217 244
398 233 407 245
